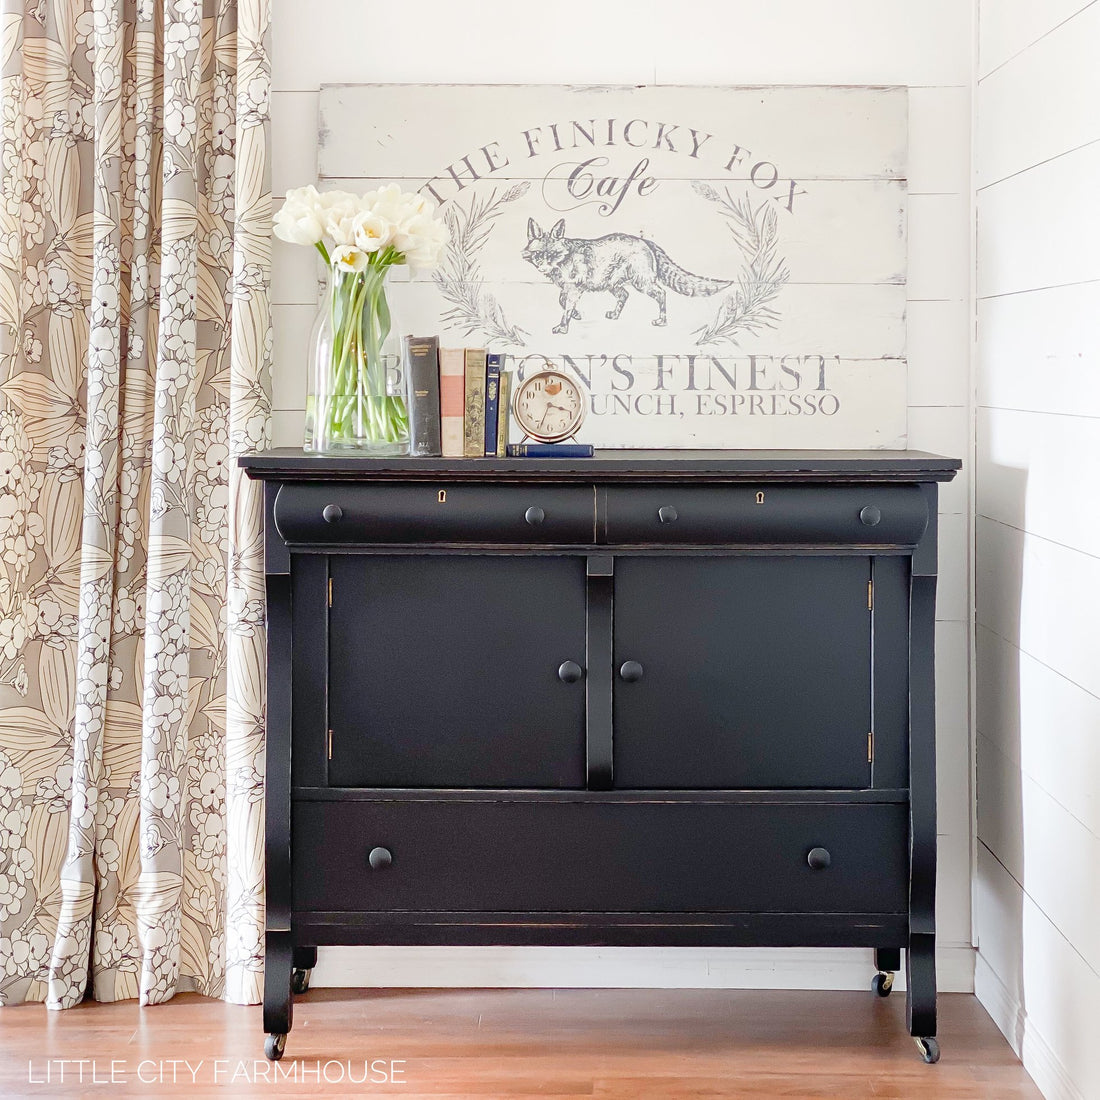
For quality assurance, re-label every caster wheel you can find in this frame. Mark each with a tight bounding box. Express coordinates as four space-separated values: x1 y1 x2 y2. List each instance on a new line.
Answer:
265 1033 287 1061
291 968 311 995
915 1037 940 1064
872 972 894 997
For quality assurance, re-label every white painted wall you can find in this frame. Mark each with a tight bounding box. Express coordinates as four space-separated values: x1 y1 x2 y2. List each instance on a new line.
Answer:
270 0 974 992
974 2 1100 1097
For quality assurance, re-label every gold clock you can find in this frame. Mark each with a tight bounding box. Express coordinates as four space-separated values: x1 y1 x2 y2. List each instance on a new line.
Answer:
511 369 587 443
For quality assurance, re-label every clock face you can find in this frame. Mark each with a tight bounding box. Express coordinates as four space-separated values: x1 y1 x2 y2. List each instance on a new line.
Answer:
512 370 587 443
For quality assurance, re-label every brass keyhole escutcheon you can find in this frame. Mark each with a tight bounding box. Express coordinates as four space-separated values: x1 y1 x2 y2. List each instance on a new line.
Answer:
755 491 765 505
437 490 447 503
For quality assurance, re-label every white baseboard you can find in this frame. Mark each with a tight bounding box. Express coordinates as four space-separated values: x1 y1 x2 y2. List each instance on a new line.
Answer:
312 943 975 993
975 954 1082 1100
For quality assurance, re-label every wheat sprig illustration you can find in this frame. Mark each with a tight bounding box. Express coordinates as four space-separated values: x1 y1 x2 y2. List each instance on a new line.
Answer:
691 183 790 347
433 183 530 346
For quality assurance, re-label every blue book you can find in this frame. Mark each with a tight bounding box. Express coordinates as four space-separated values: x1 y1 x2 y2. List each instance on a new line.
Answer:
483 354 502 456
506 444 594 458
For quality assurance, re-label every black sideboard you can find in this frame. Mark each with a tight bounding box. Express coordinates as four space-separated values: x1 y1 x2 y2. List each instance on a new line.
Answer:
241 449 960 1064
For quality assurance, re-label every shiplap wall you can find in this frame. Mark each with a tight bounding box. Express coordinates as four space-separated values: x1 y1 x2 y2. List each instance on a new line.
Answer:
974 2 1100 1097
269 0 974 991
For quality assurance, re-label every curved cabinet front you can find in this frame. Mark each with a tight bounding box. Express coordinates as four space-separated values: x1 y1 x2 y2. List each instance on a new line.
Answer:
604 484 928 546
275 481 594 545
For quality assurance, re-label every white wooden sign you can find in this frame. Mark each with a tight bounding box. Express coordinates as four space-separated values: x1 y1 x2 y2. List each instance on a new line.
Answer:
319 84 908 449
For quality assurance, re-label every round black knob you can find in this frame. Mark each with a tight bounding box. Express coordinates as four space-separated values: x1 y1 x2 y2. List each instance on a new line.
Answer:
558 660 584 683
859 505 882 527
619 660 644 683
525 505 545 526
658 505 678 524
368 846 392 871
322 504 343 524
807 847 831 871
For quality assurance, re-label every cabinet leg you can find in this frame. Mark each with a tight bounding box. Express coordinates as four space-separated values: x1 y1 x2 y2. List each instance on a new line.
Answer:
875 948 901 974
906 932 937 1040
293 945 317 970
291 945 317 995
263 930 294 1046
872 948 900 995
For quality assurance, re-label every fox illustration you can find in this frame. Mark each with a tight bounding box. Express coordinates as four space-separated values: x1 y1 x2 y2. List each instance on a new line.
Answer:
522 218 731 334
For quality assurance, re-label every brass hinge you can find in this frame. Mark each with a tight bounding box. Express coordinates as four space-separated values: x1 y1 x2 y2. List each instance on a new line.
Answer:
328 728 333 760
328 577 333 607
868 731 874 763
867 580 873 611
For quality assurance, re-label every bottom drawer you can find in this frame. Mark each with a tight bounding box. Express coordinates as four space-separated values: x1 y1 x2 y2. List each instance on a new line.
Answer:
292 799 908 915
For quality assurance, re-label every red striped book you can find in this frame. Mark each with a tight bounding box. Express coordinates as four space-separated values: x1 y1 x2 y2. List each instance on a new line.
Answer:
439 347 465 458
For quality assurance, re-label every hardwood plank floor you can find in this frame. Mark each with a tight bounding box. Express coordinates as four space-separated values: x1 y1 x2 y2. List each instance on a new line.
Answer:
0 989 1040 1098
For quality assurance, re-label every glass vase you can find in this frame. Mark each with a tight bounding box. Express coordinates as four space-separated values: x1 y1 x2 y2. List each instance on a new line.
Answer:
304 262 410 454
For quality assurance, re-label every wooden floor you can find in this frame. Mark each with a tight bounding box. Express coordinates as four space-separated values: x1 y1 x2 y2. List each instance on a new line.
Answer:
0 988 1040 1098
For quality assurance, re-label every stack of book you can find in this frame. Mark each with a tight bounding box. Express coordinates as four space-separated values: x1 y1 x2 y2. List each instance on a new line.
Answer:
405 337 511 458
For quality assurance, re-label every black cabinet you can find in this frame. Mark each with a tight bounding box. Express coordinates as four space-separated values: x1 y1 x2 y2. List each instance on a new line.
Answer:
242 448 959 1065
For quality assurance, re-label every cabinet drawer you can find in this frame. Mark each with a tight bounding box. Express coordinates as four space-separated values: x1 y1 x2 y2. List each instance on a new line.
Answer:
603 485 928 545
292 799 908 915
274 482 594 544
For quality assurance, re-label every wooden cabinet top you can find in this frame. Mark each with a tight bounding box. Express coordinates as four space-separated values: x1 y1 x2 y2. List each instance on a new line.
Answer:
240 449 960 484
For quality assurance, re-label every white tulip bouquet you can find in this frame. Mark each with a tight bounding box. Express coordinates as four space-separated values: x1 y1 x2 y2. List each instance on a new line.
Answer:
274 184 449 452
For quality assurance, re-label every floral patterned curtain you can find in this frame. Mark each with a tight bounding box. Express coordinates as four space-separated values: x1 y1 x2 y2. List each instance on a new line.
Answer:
0 0 271 1007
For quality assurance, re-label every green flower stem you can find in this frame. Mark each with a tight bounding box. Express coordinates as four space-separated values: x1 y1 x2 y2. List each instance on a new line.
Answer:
313 249 408 450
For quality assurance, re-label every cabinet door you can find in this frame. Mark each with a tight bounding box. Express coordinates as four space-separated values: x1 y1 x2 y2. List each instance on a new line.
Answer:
612 556 872 789
327 555 587 788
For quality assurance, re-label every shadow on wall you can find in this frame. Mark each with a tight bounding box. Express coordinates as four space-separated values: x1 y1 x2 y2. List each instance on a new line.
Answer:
975 425 1100 1090
974 459 1026 1047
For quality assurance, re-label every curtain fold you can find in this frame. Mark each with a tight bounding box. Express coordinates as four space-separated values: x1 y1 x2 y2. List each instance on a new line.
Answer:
0 0 271 1007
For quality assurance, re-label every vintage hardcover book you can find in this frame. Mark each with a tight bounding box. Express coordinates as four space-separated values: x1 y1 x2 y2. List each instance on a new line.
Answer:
463 348 487 458
405 335 442 457
439 347 466 458
495 371 512 457
506 443 594 458
483 354 502 456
